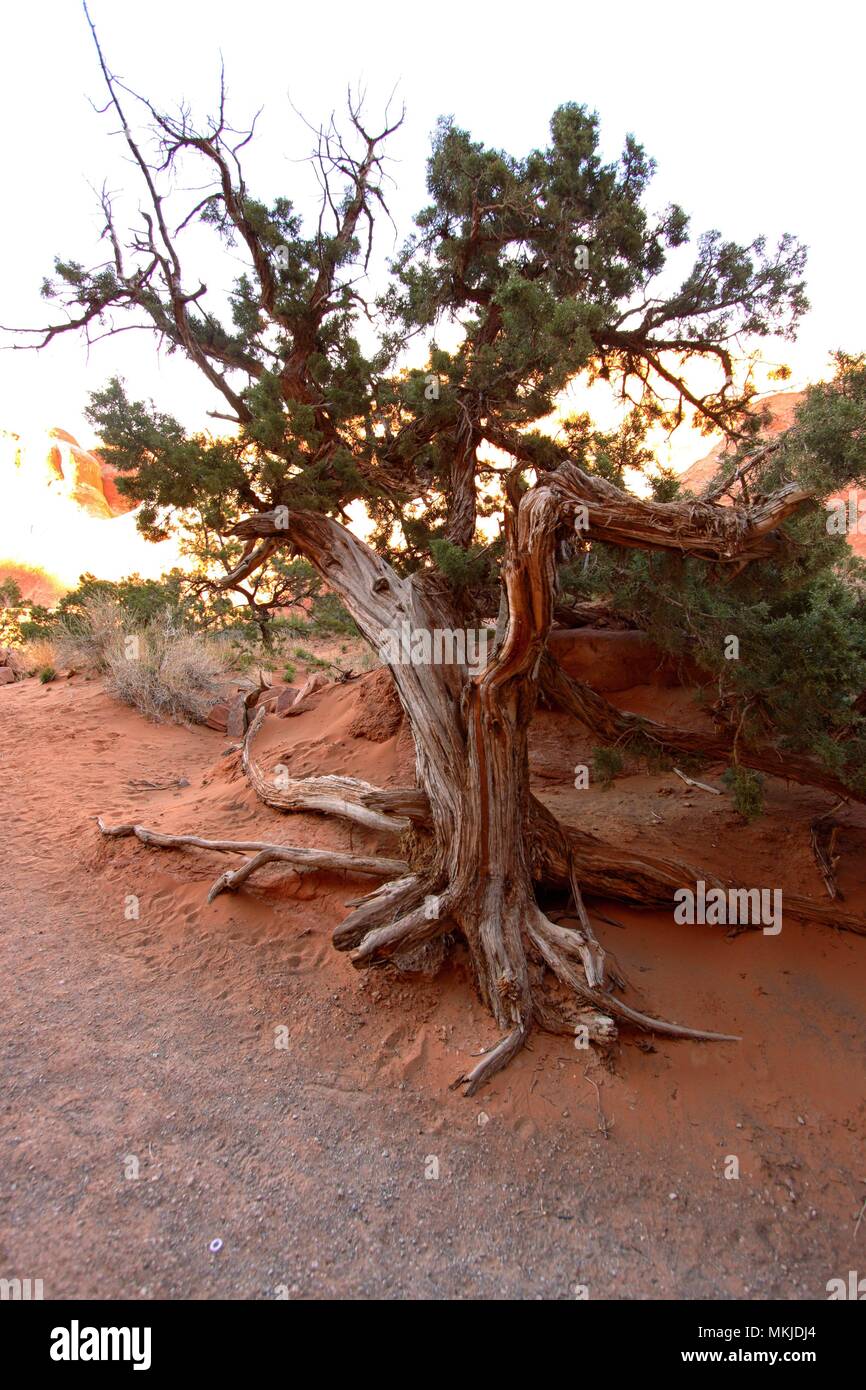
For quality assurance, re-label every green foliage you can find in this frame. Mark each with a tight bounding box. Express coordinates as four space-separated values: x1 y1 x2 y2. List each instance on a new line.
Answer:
0 578 27 646
0 578 21 607
722 767 765 822
564 359 866 799
560 410 656 488
58 572 192 630
592 745 624 789
625 731 674 773
31 85 808 586
38 666 56 684
429 539 490 591
18 613 55 643
19 73 866 805
308 592 358 636
282 663 296 683
648 467 681 502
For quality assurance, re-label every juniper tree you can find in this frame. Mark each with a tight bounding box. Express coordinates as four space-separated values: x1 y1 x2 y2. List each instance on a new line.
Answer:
14 9 866 1090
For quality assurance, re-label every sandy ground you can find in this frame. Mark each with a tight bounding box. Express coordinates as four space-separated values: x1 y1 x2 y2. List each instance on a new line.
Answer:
1 670 865 1300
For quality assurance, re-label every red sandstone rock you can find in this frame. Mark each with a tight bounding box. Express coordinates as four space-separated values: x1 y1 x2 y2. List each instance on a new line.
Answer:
347 667 403 740
226 694 249 738
680 392 803 497
680 391 866 559
204 700 230 732
547 627 679 692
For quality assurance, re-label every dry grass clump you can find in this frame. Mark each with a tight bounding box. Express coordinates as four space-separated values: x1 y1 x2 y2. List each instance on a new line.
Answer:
55 596 229 723
54 596 125 672
2 643 33 678
104 612 230 724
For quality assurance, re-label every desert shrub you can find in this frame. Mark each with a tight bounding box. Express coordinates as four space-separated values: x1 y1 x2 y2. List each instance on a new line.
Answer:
18 571 214 653
592 745 624 789
54 595 126 672
104 611 229 724
0 578 26 646
288 644 328 670
38 666 57 684
282 662 296 682
56 571 203 629
722 766 765 822
221 634 258 671
20 638 56 674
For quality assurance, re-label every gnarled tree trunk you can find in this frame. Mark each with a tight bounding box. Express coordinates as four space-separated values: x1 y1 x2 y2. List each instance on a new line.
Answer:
100 472 864 1092
222 481 754 1090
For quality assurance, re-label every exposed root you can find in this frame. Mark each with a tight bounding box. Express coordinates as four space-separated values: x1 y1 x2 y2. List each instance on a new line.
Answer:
208 849 303 902
527 906 740 1043
242 706 413 834
811 810 844 901
593 992 740 1043
533 996 617 1043
365 787 431 826
96 818 407 890
349 893 453 968
242 710 865 937
391 935 451 976
528 797 866 937
566 853 607 987
451 1021 531 1097
532 912 607 989
333 874 426 951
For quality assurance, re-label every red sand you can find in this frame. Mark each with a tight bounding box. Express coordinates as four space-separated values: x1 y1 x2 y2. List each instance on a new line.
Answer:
1 671 865 1299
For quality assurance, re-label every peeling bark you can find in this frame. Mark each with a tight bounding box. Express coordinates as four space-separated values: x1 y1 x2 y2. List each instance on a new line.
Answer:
96 469 862 1092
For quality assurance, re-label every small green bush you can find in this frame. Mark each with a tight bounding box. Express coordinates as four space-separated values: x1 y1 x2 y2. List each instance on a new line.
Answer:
722 766 765 822
592 745 624 790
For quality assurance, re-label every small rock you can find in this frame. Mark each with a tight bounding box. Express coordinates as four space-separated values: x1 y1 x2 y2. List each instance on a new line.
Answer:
225 693 248 739
205 700 229 732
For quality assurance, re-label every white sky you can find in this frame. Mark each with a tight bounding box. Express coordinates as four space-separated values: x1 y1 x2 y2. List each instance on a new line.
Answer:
1 0 864 467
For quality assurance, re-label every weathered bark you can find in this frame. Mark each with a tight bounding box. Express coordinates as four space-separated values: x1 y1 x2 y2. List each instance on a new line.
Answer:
547 463 812 565
98 473 861 1093
522 798 866 936
225 497 739 1088
242 706 412 834
96 818 407 897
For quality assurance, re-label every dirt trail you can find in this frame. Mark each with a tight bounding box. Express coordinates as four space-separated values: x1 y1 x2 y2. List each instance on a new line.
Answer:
1 673 864 1299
